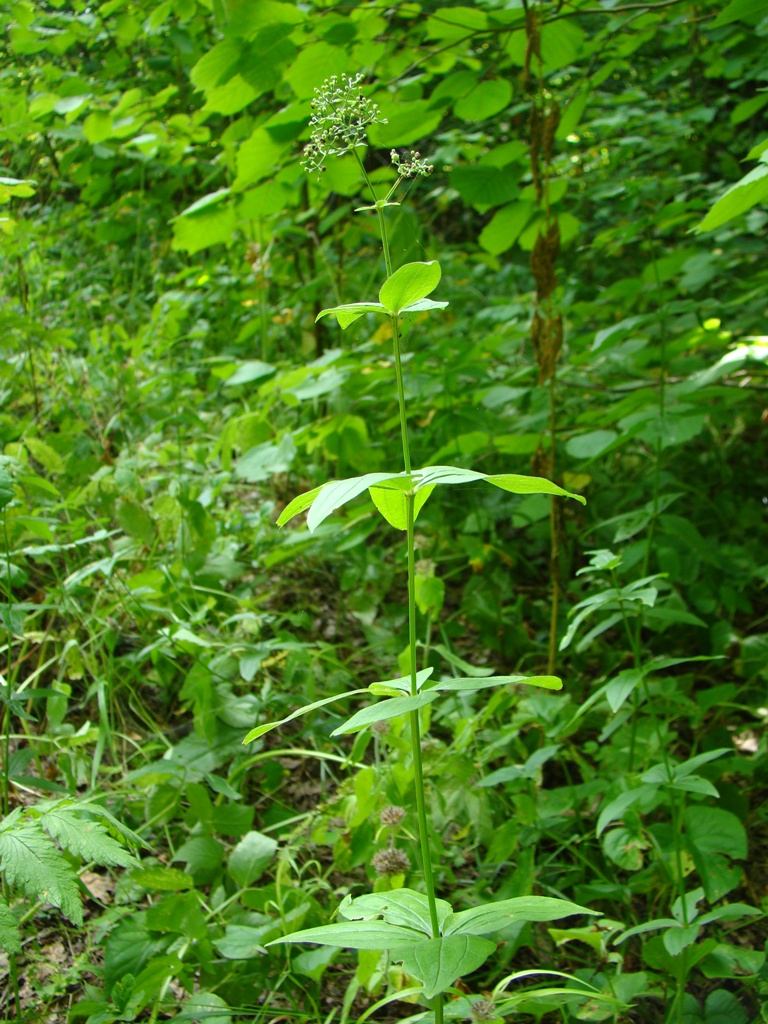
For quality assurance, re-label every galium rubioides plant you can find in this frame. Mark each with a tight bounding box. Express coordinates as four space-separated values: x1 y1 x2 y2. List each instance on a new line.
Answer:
243 74 599 1022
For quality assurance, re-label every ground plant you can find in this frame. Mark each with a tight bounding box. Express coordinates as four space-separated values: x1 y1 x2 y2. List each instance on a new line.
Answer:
0 1 767 1023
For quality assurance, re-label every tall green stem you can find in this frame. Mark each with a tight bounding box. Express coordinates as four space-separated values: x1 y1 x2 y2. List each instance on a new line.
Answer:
407 494 443 1024
357 145 440 1020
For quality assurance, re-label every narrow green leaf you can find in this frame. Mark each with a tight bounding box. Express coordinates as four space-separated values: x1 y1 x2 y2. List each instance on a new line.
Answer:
307 473 409 533
242 688 368 743
445 896 598 937
368 668 433 696
596 785 658 838
695 163 768 233
331 691 439 736
394 934 496 1000
426 674 562 693
277 484 327 527
339 889 453 936
268 920 424 949
413 465 586 505
315 302 387 328
379 262 441 315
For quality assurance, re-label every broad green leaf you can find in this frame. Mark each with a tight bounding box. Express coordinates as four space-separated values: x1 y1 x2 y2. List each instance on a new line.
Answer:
307 473 408 532
445 897 598 936
276 484 327 527
331 691 439 736
452 165 518 209
0 813 83 925
0 177 36 203
614 917 678 944
368 101 442 148
415 465 586 505
426 674 562 693
394 934 496 1000
454 79 511 122
175 993 233 1024
131 866 193 891
0 467 13 509
369 483 434 530
242 687 367 743
695 163 768 233
25 437 64 474
228 831 277 887
684 806 747 860
700 942 766 980
565 430 619 460
172 203 236 253
315 302 387 328
665 923 704 958
214 925 268 959
697 903 762 927
0 892 21 954
596 785 658 837
379 262 441 315
116 501 155 546
401 297 449 315
268 920 424 949
178 188 231 217
479 201 534 255
713 0 768 26
339 888 453 935
605 669 644 713
224 361 276 386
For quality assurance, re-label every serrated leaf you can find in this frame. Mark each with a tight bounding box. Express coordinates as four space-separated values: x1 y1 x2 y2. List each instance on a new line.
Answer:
0 813 82 924
445 896 597 936
243 688 368 743
0 891 21 954
131 866 194 891
268 919 424 949
331 691 439 736
395 934 496 999
38 804 136 868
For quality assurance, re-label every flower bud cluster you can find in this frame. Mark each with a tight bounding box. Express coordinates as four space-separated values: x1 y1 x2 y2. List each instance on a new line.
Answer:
390 149 434 179
302 73 386 175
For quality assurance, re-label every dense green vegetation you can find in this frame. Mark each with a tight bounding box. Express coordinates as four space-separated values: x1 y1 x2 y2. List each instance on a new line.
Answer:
1 0 768 1021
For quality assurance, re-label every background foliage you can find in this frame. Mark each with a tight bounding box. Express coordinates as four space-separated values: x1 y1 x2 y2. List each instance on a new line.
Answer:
1 0 767 1021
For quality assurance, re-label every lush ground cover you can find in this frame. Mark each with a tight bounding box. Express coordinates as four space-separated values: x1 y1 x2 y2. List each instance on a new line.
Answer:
1 0 768 1021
